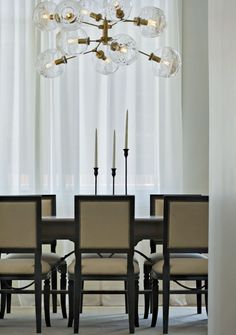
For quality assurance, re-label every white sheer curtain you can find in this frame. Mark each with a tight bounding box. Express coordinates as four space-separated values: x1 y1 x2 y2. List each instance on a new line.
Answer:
0 0 183 305
36 0 183 214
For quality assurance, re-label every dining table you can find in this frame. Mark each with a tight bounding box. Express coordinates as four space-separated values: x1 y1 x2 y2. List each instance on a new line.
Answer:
42 215 163 245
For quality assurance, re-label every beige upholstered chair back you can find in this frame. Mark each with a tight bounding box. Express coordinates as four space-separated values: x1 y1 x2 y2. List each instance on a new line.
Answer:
150 195 164 217
41 195 56 217
42 199 52 216
154 198 164 216
167 198 209 249
77 197 134 249
0 200 38 248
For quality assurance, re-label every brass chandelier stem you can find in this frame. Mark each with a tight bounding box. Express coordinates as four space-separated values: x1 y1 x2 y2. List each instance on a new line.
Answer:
99 18 112 45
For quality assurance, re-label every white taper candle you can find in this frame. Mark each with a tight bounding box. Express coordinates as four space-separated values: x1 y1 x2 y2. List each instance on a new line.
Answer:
124 109 128 149
112 130 116 168
94 128 98 167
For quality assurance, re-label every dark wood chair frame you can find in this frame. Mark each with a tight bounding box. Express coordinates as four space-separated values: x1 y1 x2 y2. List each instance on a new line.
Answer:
0 196 51 333
68 195 139 334
149 194 164 253
151 195 208 334
4 194 67 319
41 194 67 317
144 194 164 318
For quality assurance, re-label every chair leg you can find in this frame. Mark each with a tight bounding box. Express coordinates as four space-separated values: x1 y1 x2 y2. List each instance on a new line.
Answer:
205 280 208 315
73 276 82 334
35 273 42 333
50 240 57 253
0 281 6 319
80 280 84 314
134 279 139 327
124 280 128 314
60 267 67 319
6 280 12 313
196 280 202 314
163 275 170 334
51 270 57 313
144 263 152 319
68 280 74 327
151 279 159 327
150 240 156 254
44 279 51 327
127 276 135 334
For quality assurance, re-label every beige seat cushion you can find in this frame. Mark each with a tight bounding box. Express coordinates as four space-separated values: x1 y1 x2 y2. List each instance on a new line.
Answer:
152 257 208 276
68 257 140 276
145 252 208 265
6 252 66 267
0 259 51 275
82 253 138 261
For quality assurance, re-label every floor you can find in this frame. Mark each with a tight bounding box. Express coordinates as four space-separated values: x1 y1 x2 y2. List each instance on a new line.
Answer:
0 306 207 335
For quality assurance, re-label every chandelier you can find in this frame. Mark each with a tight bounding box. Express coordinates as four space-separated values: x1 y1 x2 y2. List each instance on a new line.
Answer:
33 0 181 78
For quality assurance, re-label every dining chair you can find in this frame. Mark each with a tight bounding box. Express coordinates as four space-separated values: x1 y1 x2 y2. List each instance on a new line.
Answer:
144 194 204 319
0 195 51 333
150 195 208 334
5 195 67 318
67 195 139 334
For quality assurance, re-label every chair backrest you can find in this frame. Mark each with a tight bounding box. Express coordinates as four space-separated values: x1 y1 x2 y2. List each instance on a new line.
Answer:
42 194 56 217
150 194 164 216
0 196 41 252
150 194 202 217
163 195 209 253
75 195 135 252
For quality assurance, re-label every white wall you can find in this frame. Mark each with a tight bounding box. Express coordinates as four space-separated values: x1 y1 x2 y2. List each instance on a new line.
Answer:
182 0 209 194
208 0 236 334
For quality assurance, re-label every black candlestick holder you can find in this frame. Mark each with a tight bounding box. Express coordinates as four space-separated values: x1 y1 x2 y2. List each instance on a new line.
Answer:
123 148 129 195
94 167 99 195
111 168 117 195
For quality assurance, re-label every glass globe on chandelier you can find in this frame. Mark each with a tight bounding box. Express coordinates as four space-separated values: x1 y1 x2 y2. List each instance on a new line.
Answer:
33 0 181 78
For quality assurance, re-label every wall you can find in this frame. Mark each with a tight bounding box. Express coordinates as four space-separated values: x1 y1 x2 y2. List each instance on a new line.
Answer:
182 0 209 194
208 0 236 333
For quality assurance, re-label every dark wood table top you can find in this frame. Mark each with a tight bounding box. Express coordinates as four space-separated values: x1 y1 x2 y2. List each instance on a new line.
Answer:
42 215 163 245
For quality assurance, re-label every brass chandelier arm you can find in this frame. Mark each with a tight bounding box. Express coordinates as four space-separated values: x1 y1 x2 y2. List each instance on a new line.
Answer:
83 49 97 55
83 41 103 55
138 50 150 57
122 19 135 23
121 17 149 26
54 55 76 65
66 55 77 60
133 17 149 26
139 50 161 63
77 37 90 44
81 20 100 28
110 18 127 27
89 12 103 22
90 39 103 43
